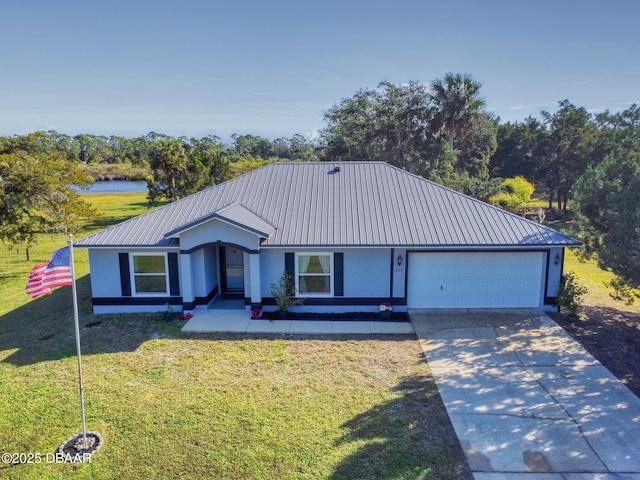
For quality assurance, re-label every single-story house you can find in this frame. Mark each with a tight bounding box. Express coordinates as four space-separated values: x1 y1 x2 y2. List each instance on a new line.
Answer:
75 162 580 315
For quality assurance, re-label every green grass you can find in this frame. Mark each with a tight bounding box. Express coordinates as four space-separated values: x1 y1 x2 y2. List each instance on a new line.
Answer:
526 196 640 312
0 192 470 480
1 320 465 479
564 248 640 313
0 192 159 317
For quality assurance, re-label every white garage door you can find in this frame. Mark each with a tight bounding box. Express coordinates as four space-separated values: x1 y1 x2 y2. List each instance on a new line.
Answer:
407 252 544 308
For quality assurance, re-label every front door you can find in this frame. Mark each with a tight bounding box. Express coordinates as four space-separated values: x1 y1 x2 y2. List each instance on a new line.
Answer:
221 247 244 296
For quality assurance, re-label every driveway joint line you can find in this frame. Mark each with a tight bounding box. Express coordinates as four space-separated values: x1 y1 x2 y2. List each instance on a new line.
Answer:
504 326 610 472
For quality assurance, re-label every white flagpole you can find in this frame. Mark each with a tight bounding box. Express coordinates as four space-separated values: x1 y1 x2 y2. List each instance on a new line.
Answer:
68 234 88 444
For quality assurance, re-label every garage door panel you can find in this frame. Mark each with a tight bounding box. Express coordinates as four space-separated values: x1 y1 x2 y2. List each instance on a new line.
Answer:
407 252 544 308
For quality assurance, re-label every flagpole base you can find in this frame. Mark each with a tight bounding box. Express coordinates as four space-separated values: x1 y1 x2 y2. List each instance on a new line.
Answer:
57 431 103 462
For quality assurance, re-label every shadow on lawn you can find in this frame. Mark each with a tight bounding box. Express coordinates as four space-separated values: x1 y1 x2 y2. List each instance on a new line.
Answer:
552 306 640 397
0 274 171 366
1 274 414 367
329 375 472 480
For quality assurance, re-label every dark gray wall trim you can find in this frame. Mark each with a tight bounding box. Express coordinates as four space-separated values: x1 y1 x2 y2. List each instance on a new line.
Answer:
334 252 344 297
261 297 407 306
168 252 180 296
186 283 220 308
92 297 183 306
406 247 550 254
118 253 131 297
284 252 294 277
180 242 259 255
389 248 394 299
192 285 219 307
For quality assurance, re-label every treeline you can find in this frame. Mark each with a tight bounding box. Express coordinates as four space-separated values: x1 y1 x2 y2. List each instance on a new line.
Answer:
320 79 640 211
0 131 318 169
492 101 640 210
0 131 320 207
2 89 637 213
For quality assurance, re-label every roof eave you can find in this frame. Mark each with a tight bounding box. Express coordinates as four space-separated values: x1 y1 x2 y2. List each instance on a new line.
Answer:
164 214 274 240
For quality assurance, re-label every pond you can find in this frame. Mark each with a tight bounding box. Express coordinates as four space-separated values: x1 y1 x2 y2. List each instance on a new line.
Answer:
72 181 148 194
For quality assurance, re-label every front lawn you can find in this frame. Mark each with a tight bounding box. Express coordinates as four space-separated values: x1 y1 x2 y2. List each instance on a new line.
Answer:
0 312 470 479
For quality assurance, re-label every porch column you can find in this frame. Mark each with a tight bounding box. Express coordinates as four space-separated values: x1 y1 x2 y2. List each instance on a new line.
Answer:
249 253 262 307
180 253 194 309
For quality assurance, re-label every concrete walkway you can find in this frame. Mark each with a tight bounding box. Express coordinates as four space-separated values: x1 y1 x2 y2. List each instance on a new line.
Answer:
182 308 415 335
410 309 640 479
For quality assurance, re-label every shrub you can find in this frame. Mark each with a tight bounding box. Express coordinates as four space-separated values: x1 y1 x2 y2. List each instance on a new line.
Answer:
270 271 304 313
555 272 587 314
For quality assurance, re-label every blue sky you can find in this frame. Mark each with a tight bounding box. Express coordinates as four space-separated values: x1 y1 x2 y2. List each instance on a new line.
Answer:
1 0 638 142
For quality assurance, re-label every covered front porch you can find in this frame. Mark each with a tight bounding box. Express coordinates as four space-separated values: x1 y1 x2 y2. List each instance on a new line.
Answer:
175 202 272 312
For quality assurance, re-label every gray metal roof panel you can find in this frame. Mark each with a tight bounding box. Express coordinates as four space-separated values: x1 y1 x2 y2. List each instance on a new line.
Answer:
76 162 580 248
164 202 276 239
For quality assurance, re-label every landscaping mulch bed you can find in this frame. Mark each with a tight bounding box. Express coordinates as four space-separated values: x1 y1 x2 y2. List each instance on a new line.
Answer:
258 311 410 322
551 306 640 397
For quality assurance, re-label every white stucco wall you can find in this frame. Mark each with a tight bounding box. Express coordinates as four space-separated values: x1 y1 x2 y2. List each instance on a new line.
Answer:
87 247 181 314
392 248 407 299
260 248 392 300
546 247 565 298
260 249 285 299
190 248 220 299
343 249 390 297
179 219 262 252
88 249 124 297
202 245 219 295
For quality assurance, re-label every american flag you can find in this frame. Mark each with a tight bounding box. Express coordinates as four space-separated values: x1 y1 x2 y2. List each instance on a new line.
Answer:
25 247 74 298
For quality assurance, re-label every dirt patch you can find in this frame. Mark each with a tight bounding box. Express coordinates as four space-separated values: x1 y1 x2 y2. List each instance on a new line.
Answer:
551 306 640 397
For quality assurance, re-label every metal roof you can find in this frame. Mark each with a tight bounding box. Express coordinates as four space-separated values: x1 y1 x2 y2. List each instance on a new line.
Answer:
76 162 580 248
165 202 276 239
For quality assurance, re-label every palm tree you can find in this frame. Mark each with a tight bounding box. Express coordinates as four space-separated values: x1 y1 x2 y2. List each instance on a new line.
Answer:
429 73 486 149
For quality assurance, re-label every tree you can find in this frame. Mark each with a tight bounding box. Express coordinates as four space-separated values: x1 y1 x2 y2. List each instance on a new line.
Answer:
427 74 498 198
429 73 486 149
572 153 640 301
320 81 434 172
0 150 96 248
231 134 276 159
539 100 597 210
454 114 498 191
490 117 548 181
489 176 535 215
287 134 318 161
319 78 498 199
190 136 233 185
148 138 197 203
147 136 232 204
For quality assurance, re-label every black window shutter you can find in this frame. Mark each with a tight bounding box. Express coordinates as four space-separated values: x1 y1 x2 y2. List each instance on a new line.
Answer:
168 252 180 296
118 253 131 297
334 252 344 297
285 253 294 278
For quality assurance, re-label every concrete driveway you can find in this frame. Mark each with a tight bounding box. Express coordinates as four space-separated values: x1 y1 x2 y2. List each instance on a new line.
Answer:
410 309 640 479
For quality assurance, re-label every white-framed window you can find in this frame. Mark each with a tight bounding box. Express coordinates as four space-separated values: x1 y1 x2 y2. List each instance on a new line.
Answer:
295 252 333 296
130 253 169 295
